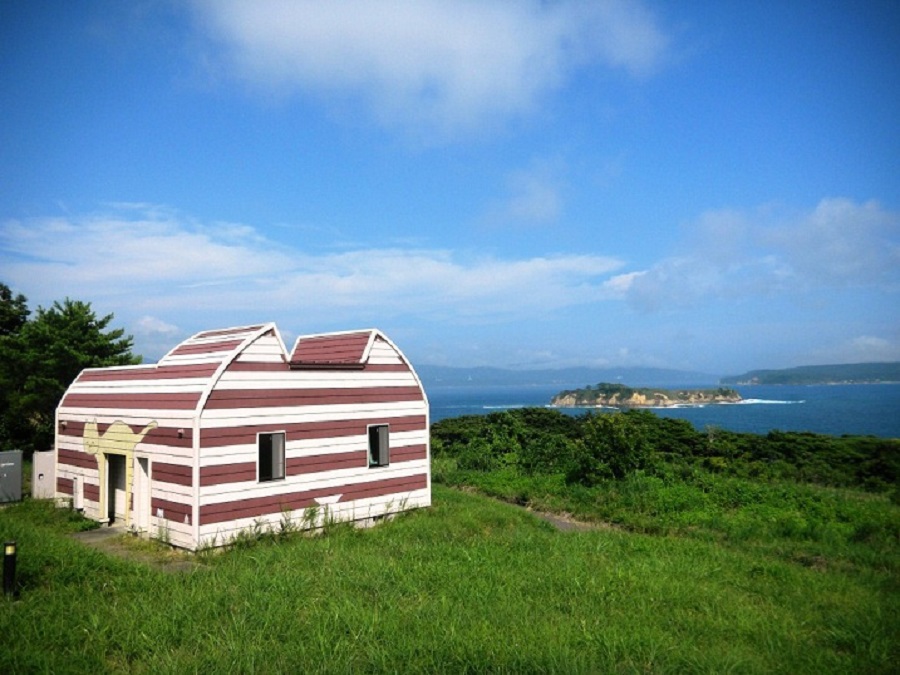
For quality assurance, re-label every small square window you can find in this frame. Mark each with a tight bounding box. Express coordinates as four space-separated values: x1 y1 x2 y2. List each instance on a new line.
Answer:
259 432 285 482
368 424 389 467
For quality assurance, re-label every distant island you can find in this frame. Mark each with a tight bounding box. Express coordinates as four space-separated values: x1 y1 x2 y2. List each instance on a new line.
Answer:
720 362 900 385
550 383 741 409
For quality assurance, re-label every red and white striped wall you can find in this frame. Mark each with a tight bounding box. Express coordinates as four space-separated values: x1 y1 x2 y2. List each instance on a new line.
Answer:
55 324 430 550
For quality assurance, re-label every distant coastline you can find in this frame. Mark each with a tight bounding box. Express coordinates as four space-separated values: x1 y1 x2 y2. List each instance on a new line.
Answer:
550 383 741 409
720 362 900 386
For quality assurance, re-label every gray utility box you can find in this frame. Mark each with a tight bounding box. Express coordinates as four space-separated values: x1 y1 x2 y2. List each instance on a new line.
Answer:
0 450 23 503
32 450 56 499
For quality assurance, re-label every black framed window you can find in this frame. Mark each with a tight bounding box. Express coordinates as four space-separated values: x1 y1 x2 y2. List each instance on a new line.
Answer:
368 424 389 467
259 432 285 481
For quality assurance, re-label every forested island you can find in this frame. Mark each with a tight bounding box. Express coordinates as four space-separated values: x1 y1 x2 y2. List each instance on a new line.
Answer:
721 361 900 385
551 382 741 408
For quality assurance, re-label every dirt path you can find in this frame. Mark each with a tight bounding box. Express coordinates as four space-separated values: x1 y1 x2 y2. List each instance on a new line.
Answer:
454 485 613 532
525 509 603 532
70 526 201 573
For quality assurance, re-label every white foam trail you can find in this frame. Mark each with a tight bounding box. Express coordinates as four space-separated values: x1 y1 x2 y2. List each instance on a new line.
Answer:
737 399 804 405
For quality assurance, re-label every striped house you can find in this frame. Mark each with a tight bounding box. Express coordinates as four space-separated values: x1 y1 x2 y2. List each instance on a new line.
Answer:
55 324 430 550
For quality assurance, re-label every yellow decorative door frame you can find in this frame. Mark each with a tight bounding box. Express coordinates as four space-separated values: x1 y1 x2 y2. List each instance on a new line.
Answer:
82 420 158 528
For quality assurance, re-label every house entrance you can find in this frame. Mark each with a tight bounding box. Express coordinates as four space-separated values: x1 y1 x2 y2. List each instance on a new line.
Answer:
106 454 127 524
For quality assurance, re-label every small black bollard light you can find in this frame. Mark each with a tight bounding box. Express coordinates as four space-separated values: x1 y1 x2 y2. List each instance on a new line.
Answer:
3 540 16 597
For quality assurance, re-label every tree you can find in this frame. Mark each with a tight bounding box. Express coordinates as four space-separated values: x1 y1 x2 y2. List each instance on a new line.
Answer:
0 284 31 448
0 290 140 451
567 412 650 485
0 283 29 336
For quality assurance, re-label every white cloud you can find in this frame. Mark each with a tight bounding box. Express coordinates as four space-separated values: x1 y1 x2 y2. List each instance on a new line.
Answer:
807 335 900 365
768 198 900 287
622 198 900 310
849 335 895 358
0 206 295 292
135 315 180 336
191 248 625 321
485 158 565 225
191 0 669 137
131 315 183 362
0 205 625 347
602 270 644 295
6 199 893 367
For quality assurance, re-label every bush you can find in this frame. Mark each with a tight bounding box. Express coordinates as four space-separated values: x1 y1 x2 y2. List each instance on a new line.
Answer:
566 412 650 485
430 407 898 494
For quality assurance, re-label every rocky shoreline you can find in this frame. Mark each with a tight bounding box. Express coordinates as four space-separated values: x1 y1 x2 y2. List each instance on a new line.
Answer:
550 383 742 409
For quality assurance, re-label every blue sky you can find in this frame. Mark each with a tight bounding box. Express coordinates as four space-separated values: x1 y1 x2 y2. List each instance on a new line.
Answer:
1 1 898 375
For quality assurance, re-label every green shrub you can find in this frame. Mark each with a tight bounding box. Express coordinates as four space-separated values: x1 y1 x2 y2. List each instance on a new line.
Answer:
566 412 650 485
432 407 897 494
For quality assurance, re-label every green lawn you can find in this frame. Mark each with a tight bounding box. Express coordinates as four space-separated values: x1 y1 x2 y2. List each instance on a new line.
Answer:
1 487 896 673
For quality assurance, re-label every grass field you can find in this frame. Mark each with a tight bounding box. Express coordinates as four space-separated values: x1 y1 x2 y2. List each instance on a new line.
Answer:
1 484 897 673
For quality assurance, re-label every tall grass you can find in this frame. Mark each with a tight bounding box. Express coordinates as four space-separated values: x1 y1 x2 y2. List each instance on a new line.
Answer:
438 457 899 574
2 488 896 673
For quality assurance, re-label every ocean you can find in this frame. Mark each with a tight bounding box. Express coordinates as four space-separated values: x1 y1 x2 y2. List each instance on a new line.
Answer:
426 383 900 438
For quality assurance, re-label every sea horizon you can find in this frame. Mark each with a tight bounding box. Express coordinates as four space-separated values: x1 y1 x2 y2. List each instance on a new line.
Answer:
426 382 900 439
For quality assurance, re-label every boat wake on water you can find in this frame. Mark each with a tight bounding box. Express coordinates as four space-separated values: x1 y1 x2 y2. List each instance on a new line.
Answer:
737 398 805 405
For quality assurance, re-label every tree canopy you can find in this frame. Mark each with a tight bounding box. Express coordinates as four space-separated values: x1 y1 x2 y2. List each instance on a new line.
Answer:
0 283 28 336
0 283 140 451
431 407 899 494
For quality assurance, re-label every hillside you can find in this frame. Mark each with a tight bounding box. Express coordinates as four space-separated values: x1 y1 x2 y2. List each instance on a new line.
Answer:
721 362 900 385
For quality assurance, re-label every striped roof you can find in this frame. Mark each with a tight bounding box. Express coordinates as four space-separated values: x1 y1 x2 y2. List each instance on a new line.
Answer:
59 324 279 413
289 330 376 366
60 326 405 414
158 324 272 367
